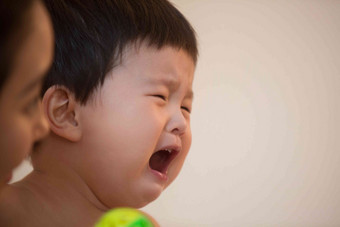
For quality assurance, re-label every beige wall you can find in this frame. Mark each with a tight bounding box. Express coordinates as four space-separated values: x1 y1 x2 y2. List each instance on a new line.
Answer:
143 0 340 226
13 0 340 226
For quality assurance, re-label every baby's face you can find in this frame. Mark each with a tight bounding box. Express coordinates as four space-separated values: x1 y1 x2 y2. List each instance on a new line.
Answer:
76 43 195 208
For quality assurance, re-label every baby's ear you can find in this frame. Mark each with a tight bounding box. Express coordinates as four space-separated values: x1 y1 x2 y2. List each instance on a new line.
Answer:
42 86 82 142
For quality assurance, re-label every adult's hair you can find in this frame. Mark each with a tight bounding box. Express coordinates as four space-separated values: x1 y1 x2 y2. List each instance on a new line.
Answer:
42 0 198 104
0 0 36 91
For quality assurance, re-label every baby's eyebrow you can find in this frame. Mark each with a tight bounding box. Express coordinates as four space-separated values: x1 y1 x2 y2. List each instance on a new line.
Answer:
145 76 193 100
146 76 180 90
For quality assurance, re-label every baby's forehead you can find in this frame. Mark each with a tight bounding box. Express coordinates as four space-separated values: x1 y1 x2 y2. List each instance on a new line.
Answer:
120 41 195 66
119 44 194 76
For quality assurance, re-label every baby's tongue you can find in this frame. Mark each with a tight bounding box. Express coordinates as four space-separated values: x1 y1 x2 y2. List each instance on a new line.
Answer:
149 150 169 172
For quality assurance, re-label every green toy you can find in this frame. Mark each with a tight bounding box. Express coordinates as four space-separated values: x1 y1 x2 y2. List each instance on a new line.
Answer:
95 208 154 227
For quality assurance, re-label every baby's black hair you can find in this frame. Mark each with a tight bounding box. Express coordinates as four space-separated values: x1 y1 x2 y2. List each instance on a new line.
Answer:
0 0 36 90
42 0 198 104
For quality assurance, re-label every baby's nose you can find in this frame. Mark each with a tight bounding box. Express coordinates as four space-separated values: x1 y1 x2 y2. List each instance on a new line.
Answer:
166 109 188 136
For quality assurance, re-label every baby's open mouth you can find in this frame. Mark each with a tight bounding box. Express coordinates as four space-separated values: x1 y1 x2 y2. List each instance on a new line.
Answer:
149 149 179 174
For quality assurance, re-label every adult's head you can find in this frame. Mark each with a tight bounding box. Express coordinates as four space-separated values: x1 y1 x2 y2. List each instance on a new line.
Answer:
0 0 54 189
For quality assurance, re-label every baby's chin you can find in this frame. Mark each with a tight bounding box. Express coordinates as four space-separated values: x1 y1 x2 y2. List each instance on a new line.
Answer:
130 174 181 208
100 183 165 209
127 184 165 208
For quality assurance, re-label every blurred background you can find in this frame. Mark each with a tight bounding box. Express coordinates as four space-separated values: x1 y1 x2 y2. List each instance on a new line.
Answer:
13 0 340 226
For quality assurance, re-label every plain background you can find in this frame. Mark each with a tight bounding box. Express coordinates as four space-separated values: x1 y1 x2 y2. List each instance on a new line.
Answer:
12 0 340 226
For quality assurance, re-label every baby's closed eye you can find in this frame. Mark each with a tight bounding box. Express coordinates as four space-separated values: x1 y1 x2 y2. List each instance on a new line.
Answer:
152 94 167 101
181 105 191 113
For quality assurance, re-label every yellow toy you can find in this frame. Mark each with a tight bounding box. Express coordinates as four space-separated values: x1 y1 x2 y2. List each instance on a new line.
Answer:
95 208 154 227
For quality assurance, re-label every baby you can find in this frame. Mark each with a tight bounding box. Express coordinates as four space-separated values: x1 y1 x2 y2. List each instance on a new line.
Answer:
0 0 198 226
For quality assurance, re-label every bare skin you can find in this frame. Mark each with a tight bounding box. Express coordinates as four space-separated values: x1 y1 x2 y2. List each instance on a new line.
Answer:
0 0 53 190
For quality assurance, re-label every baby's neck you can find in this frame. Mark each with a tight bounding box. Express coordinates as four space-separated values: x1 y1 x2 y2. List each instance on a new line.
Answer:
29 170 106 225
